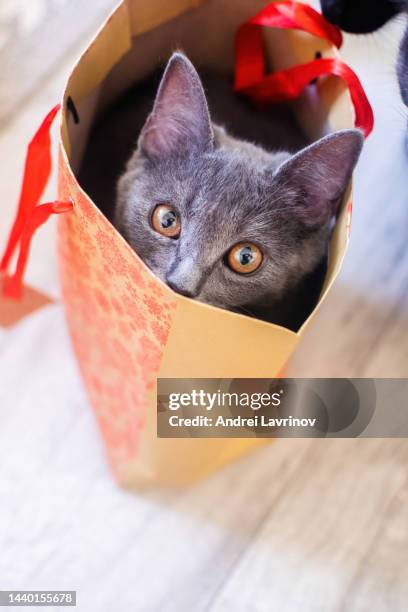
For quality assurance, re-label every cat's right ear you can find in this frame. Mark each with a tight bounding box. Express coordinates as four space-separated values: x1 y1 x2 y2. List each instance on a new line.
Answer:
274 129 364 227
139 52 214 161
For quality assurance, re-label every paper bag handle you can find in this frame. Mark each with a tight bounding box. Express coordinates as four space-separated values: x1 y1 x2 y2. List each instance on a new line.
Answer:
234 1 374 137
0 105 73 300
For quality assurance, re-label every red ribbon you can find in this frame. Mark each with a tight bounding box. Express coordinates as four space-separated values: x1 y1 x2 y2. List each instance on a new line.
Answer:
235 1 374 137
1 104 73 299
252 2 343 47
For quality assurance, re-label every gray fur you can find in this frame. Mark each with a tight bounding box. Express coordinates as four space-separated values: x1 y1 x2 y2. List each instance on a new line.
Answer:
115 52 363 328
398 21 408 107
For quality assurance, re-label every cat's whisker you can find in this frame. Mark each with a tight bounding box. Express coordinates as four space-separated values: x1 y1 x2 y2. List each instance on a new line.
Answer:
235 305 255 318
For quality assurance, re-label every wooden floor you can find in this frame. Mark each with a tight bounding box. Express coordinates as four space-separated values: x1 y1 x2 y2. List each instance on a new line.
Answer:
0 4 407 611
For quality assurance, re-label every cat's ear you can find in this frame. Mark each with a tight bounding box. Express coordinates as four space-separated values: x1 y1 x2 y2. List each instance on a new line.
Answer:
275 130 364 226
139 52 214 160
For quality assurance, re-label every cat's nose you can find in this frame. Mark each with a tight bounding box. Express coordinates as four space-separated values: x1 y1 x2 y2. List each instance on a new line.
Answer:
166 260 202 298
167 280 196 298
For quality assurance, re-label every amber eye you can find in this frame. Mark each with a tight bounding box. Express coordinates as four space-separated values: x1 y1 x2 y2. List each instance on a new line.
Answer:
151 204 181 238
227 243 263 274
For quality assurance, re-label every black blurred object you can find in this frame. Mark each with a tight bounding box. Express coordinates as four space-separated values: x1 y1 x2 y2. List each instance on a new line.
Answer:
321 1 408 111
320 0 402 34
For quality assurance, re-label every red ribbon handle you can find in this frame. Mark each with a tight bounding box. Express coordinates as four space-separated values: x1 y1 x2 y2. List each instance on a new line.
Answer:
0 105 73 299
234 1 374 137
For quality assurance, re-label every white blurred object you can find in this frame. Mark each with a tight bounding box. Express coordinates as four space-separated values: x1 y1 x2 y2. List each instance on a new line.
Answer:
0 0 47 35
0 0 117 124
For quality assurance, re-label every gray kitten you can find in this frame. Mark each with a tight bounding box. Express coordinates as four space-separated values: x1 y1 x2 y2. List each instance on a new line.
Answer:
115 52 363 329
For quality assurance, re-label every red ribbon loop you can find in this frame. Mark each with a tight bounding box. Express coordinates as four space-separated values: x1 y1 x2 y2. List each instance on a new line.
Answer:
2 201 73 300
0 104 73 299
235 1 374 137
251 2 343 47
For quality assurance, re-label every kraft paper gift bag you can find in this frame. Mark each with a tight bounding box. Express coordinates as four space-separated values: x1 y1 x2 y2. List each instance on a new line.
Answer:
0 1 373 487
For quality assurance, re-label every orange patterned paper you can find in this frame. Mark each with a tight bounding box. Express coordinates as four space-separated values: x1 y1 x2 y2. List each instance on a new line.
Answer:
58 156 177 479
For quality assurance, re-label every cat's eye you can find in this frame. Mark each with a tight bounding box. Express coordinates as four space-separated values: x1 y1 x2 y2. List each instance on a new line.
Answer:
227 243 263 275
151 204 181 238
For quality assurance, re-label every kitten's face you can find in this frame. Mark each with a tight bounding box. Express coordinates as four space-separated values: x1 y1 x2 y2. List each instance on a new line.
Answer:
117 147 317 311
115 53 363 319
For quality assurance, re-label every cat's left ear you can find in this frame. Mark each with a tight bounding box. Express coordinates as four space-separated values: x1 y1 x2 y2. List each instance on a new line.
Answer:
139 52 214 161
275 130 364 226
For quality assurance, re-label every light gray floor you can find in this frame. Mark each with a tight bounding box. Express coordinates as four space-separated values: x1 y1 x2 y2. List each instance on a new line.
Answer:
0 0 115 125
0 6 407 612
